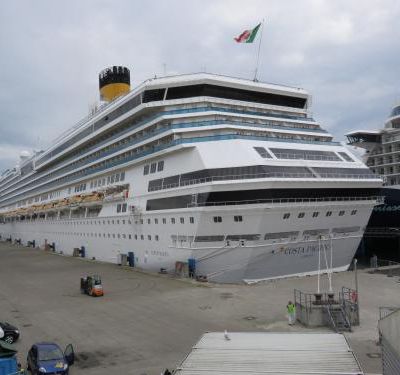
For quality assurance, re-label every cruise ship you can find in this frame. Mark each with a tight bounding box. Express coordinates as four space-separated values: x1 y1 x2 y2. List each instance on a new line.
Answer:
0 66 383 283
347 103 400 260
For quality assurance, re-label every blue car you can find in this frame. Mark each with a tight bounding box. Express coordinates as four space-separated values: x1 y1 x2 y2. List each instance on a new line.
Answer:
26 342 74 374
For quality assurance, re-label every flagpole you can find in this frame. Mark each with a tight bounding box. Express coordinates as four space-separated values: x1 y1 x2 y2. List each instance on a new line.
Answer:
254 19 265 82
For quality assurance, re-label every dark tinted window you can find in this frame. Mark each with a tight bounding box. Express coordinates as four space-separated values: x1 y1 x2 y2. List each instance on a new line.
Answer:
166 84 307 108
338 152 354 162
226 234 260 241
148 178 163 191
303 229 329 236
148 165 314 191
194 235 225 242
332 226 360 233
254 147 272 158
270 148 340 161
313 167 373 177
157 160 164 171
390 105 400 117
142 89 166 103
146 187 379 210
146 195 193 210
264 231 298 240
162 175 180 188
38 347 64 361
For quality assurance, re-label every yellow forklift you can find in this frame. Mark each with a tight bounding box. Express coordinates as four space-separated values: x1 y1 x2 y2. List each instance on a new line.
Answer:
80 275 104 297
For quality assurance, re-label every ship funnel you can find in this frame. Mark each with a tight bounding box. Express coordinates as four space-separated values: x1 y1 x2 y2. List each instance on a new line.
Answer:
99 66 130 102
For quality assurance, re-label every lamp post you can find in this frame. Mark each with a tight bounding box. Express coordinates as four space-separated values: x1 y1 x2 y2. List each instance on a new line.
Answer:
354 258 360 324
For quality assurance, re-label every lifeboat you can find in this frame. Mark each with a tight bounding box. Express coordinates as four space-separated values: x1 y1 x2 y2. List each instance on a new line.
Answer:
103 184 129 202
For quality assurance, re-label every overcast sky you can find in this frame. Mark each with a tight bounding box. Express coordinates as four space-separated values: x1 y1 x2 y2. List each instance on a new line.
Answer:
0 0 399 171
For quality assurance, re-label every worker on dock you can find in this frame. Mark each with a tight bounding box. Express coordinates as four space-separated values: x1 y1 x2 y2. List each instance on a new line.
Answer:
287 301 296 325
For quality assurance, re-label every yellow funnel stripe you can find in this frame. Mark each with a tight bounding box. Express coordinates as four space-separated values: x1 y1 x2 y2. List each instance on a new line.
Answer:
100 83 130 102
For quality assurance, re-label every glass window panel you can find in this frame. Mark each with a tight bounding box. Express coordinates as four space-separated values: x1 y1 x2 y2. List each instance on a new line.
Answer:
253 147 272 158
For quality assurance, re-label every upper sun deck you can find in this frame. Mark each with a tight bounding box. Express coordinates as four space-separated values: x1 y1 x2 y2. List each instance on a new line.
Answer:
346 130 382 147
384 103 400 129
141 73 309 99
347 102 400 150
34 73 310 167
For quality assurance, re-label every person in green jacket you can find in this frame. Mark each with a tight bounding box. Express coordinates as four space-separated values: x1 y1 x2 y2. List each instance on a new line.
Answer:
287 301 296 325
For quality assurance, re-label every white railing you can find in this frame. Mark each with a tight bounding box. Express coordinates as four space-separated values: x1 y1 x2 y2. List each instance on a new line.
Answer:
188 195 384 208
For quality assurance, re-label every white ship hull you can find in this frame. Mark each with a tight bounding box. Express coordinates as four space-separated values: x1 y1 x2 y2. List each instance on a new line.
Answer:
1 199 374 283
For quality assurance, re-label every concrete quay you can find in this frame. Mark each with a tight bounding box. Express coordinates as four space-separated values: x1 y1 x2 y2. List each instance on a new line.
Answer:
0 242 398 374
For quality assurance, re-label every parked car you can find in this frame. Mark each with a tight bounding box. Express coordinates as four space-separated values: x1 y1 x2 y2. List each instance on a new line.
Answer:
27 343 74 375
0 322 20 344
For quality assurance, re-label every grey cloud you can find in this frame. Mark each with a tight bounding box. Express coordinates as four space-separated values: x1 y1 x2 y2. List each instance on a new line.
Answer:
0 0 399 171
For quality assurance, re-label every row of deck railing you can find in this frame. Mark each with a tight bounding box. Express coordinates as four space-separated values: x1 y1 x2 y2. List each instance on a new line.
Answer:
187 196 383 208
149 172 381 192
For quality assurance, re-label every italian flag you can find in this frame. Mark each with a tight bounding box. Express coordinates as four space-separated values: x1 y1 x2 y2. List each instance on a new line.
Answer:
234 23 261 43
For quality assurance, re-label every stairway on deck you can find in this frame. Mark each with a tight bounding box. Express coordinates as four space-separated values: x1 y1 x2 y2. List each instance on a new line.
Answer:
326 305 351 333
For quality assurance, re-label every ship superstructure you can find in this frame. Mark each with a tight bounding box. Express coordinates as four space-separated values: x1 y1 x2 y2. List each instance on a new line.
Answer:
347 103 400 186
347 104 400 260
0 67 382 283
